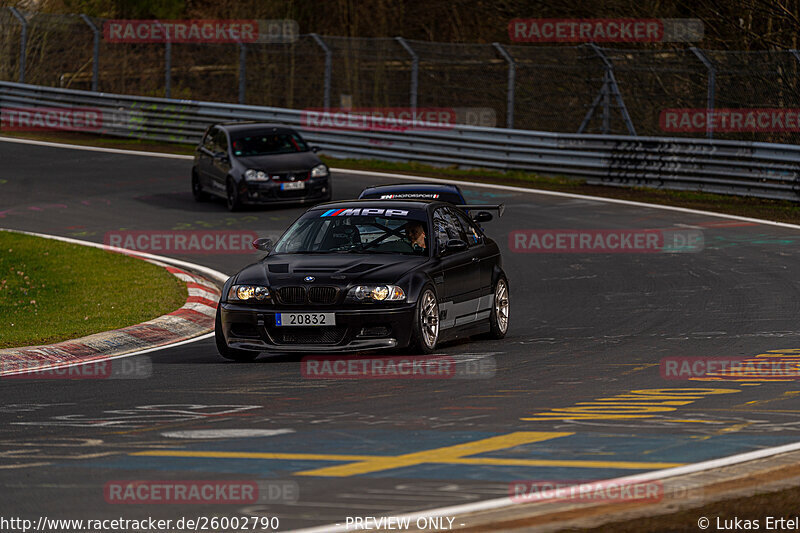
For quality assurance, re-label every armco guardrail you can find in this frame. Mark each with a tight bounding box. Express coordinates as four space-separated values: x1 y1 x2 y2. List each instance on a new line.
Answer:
2 81 800 201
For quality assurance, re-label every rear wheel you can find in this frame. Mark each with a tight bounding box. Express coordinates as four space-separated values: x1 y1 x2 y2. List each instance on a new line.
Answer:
409 286 439 354
226 179 242 212
192 171 209 202
487 276 509 339
215 307 258 362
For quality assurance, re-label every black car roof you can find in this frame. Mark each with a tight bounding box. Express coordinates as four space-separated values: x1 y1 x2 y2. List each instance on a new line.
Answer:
213 122 298 134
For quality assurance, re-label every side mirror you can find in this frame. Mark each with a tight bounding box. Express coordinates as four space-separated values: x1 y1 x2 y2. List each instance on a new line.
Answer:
252 238 273 252
472 211 493 223
311 146 320 153
444 239 468 254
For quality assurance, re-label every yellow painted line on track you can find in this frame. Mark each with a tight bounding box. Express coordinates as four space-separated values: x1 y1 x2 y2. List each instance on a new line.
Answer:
132 432 684 476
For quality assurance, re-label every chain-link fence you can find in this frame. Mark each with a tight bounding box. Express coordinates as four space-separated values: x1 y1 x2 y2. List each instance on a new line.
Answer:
4 9 800 143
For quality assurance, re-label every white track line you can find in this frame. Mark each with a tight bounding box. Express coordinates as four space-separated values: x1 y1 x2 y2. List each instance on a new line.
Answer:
3 134 800 531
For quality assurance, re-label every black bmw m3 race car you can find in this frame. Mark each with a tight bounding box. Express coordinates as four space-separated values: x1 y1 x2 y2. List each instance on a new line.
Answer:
215 199 509 360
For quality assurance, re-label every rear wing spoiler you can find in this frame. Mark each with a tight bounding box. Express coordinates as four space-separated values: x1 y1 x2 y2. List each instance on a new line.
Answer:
457 204 505 218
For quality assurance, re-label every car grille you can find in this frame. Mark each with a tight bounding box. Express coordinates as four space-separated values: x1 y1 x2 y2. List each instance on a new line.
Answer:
276 286 338 305
272 171 310 182
308 286 338 304
269 326 346 345
277 286 306 304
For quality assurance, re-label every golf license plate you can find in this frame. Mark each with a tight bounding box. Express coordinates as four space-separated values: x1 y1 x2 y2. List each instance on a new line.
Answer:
280 181 306 191
275 312 335 327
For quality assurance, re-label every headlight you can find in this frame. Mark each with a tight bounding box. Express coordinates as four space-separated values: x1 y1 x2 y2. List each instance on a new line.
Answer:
347 284 405 302
244 169 269 181
311 164 329 178
228 284 270 302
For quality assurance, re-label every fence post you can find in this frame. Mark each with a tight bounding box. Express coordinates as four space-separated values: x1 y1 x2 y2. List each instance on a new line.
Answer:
579 43 636 136
691 47 715 139
309 33 331 109
238 43 246 104
493 42 515 129
395 37 418 111
80 14 100 92
8 7 27 84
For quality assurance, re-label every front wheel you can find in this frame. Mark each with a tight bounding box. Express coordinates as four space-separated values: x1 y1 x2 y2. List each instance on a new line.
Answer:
409 286 439 354
215 307 258 362
192 171 208 202
487 276 509 339
226 179 242 212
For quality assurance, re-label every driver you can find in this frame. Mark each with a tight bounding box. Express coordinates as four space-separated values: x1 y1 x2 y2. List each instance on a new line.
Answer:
405 221 427 251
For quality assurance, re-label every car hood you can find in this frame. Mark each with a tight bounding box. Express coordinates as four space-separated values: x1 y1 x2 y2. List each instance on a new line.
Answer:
234 253 428 287
236 152 321 173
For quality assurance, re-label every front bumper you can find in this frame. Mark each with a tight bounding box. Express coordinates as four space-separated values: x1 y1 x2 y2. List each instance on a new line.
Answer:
218 302 416 353
239 176 330 205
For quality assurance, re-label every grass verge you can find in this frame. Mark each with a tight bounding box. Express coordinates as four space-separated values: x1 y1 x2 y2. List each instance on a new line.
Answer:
0 231 187 349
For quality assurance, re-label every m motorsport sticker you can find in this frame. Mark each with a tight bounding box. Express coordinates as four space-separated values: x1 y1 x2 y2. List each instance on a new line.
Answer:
320 208 409 217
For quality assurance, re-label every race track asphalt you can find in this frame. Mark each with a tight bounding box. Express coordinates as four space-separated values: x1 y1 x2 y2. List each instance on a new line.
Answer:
3 139 800 530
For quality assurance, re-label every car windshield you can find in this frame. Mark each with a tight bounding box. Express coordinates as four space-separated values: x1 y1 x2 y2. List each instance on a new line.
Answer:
231 132 309 156
273 210 429 255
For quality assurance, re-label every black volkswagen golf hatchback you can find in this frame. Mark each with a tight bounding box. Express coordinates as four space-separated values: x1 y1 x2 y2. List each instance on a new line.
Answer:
192 122 332 211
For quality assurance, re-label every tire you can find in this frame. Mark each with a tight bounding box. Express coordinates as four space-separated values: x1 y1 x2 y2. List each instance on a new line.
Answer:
192 171 208 202
409 286 439 354
215 307 258 362
226 179 242 212
487 276 509 339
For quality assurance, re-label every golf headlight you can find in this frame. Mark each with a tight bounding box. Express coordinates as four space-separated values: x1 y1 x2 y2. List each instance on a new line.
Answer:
311 164 329 178
244 169 269 181
348 284 405 302
228 285 270 301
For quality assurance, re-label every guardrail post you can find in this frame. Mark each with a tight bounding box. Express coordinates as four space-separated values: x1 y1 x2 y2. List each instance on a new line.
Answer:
395 37 418 111
164 40 172 98
80 14 100 92
691 47 716 139
8 7 27 84
310 33 331 109
238 43 246 104
493 42 515 129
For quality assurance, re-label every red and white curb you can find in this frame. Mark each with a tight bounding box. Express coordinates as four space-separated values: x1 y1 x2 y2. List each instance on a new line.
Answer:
0 229 228 376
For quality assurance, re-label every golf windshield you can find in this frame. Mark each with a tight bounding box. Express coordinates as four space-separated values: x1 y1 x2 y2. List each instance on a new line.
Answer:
273 210 429 255
231 132 309 156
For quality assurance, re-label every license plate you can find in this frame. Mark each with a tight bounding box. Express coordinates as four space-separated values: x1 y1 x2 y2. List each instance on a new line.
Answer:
276 313 335 326
281 181 306 191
